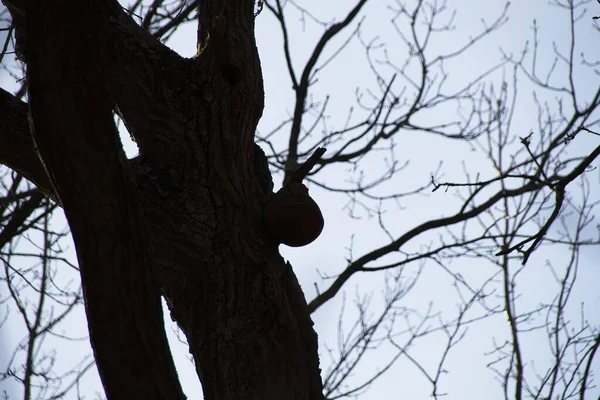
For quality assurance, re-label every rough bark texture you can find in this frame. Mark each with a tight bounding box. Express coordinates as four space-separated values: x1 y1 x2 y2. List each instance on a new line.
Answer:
0 0 324 399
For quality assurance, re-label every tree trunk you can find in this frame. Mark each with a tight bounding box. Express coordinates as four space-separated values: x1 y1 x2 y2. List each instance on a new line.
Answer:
0 0 324 398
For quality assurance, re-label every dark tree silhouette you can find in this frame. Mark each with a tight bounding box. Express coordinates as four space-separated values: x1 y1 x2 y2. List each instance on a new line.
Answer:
1 0 599 399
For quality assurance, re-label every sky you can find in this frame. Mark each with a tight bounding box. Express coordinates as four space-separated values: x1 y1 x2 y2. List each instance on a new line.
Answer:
1 0 600 399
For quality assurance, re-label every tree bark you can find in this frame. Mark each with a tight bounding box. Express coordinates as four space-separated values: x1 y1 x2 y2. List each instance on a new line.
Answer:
1 0 324 398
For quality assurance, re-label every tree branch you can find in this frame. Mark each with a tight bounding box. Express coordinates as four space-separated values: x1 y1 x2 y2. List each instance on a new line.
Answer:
284 0 369 178
309 144 600 313
25 0 185 398
0 88 55 199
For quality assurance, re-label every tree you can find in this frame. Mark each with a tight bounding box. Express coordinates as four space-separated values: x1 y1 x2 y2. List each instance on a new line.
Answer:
1 0 599 399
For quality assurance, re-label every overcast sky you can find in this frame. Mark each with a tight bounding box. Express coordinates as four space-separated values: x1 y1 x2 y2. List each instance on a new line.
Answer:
2 1 600 399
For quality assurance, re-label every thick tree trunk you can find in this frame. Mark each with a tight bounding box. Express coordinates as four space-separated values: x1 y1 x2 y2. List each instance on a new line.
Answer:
0 0 324 399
